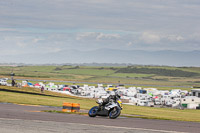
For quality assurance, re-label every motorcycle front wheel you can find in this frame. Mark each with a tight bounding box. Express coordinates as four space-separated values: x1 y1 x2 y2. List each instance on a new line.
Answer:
109 106 121 119
88 106 98 117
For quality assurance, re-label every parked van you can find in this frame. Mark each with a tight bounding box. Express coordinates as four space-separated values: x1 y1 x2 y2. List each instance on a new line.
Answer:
0 79 8 86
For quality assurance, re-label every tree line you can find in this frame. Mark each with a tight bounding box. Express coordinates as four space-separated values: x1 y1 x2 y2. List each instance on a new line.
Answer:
116 67 199 77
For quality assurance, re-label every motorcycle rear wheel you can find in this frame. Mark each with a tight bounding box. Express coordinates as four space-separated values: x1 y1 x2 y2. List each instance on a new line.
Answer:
88 106 98 117
109 106 121 119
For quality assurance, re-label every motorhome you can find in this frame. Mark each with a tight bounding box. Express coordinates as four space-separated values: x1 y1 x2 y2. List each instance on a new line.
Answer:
181 96 200 109
191 89 200 98
0 78 7 86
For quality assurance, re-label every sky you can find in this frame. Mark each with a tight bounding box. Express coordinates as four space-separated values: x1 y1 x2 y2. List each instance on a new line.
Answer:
0 0 200 57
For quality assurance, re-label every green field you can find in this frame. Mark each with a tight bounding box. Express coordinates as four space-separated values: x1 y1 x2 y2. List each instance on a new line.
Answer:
0 65 200 90
1 86 200 122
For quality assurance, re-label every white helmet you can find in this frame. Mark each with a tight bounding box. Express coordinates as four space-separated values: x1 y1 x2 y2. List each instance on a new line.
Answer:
97 98 103 104
110 91 115 96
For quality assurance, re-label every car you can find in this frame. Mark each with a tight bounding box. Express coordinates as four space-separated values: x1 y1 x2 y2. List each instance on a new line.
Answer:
0 79 8 86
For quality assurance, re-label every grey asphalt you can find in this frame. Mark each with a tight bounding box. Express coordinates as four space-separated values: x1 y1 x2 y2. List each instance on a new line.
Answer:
0 103 199 133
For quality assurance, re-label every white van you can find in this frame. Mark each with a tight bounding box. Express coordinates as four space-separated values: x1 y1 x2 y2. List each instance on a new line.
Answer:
0 79 8 86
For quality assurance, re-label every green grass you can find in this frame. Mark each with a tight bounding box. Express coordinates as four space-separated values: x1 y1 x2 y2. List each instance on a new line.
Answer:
21 66 58 72
108 73 154 78
1 86 200 122
1 65 200 89
0 86 96 109
56 69 114 76
122 105 200 122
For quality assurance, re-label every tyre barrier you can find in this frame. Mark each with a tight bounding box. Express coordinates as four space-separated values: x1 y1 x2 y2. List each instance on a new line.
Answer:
71 103 80 112
62 102 73 112
62 102 80 112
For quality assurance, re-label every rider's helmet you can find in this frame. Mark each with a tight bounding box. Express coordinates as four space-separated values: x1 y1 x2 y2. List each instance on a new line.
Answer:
97 98 103 104
116 93 121 99
114 91 121 99
109 91 116 99
110 91 115 96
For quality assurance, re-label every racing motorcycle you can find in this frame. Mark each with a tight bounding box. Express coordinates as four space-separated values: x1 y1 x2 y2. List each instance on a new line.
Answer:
88 98 123 119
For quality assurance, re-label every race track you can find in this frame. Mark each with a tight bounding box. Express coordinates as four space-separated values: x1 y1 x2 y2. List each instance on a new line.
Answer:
0 103 199 133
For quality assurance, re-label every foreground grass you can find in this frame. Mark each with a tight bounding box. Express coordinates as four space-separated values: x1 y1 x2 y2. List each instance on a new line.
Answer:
0 86 200 122
0 86 96 109
122 105 200 122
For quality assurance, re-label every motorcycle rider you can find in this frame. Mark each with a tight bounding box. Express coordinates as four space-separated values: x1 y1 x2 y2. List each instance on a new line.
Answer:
99 91 121 110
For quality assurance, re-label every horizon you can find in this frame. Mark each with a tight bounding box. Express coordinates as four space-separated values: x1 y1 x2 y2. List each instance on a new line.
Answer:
0 48 200 66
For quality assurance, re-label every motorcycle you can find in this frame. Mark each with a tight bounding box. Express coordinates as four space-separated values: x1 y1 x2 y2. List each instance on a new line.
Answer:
88 98 123 119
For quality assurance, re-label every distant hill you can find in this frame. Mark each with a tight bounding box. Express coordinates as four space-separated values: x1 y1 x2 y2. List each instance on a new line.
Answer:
1 49 200 66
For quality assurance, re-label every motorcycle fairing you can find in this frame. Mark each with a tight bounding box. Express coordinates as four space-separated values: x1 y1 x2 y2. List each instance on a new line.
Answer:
104 102 118 110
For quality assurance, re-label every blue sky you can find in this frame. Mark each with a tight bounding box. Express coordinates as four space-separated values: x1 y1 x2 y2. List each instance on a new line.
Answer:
0 0 200 56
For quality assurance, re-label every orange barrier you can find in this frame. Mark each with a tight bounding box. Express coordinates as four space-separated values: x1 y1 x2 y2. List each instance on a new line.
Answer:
71 103 80 112
62 102 73 112
62 102 80 112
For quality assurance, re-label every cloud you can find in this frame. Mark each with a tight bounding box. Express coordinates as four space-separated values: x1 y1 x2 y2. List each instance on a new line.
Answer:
84 0 114 4
0 28 17 32
188 33 200 42
32 38 43 43
126 42 133 47
96 33 120 40
2 36 28 48
0 0 200 58
140 32 160 44
167 35 184 41
76 32 96 40
76 32 120 41
139 32 186 45
46 47 62 53
16 42 27 47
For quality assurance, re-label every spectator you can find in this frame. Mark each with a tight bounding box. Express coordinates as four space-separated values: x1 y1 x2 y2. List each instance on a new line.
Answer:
41 86 44 93
12 79 15 87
